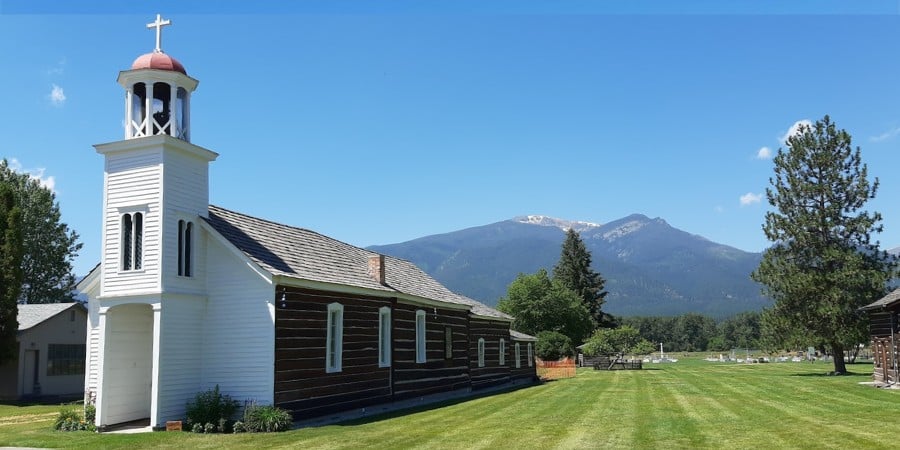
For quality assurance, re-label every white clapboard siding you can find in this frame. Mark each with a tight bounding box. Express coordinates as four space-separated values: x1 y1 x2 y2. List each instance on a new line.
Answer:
155 295 206 422
101 149 162 296
103 303 153 425
202 235 274 404
161 149 210 293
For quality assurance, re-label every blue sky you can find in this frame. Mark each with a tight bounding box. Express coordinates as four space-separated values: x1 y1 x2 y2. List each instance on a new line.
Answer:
2 0 900 277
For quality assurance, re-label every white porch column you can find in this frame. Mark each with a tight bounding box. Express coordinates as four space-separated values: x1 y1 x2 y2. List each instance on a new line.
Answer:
182 91 190 142
150 302 162 428
95 307 109 427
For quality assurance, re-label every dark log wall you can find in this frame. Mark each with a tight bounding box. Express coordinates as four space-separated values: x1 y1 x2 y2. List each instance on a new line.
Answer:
274 286 392 420
391 304 470 400
469 319 511 390
509 340 537 381
869 309 898 338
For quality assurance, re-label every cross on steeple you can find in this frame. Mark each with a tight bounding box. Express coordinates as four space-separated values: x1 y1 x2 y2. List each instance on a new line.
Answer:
147 14 171 53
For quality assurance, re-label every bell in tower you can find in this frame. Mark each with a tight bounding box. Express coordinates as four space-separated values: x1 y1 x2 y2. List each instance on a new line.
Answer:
118 14 198 142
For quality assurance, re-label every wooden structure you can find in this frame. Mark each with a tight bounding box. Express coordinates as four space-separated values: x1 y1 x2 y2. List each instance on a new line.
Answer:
861 288 900 385
584 355 643 371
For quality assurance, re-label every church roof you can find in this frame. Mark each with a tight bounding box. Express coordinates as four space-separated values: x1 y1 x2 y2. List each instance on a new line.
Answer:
204 205 511 320
131 51 187 74
17 303 84 331
861 288 900 311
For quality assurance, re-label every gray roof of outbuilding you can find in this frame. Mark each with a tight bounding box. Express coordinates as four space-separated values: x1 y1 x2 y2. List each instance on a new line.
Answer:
861 288 900 311
204 205 511 320
510 330 537 341
17 303 83 331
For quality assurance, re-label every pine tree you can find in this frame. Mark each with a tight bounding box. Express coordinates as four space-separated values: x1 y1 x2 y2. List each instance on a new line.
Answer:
553 228 609 328
0 182 24 364
0 160 81 304
751 115 896 374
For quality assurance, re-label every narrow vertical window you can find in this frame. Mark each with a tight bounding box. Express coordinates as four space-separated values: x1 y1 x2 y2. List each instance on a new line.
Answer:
378 306 391 368
477 338 485 368
499 339 506 366
415 310 426 364
122 214 133 270
178 220 193 277
121 212 143 271
444 327 453 359
326 303 343 373
528 343 534 367
133 212 143 269
515 343 522 368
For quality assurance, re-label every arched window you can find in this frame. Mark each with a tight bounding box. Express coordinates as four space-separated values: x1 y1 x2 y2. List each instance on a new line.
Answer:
121 212 143 271
499 338 506 366
528 343 534 367
515 343 522 368
326 303 344 373
178 220 193 277
415 310 426 364
477 338 485 368
378 307 391 368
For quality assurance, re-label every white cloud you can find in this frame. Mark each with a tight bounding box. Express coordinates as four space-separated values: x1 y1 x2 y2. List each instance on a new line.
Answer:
8 158 56 192
779 119 812 144
739 192 762 206
756 146 772 159
49 84 66 107
871 126 900 143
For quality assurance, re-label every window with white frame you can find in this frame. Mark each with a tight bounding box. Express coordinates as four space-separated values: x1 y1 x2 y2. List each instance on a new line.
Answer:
177 219 193 277
121 212 143 271
515 342 521 368
378 306 391 367
528 343 533 367
415 309 426 363
499 338 506 365
477 338 485 367
326 303 343 373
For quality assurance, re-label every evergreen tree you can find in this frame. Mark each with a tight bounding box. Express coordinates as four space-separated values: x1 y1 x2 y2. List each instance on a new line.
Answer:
751 116 896 374
0 160 81 304
553 228 609 328
0 183 24 364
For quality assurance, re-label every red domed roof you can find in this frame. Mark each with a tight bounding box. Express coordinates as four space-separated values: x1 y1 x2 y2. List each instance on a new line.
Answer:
131 51 186 75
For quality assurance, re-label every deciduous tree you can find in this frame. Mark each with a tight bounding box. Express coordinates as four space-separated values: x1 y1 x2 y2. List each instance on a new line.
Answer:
0 159 81 304
497 269 593 346
751 116 896 374
0 183 24 364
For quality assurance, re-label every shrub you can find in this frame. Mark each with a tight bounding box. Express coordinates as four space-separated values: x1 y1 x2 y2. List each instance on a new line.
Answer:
233 421 246 433
185 385 238 429
242 402 293 432
84 404 96 423
204 422 215 433
192 423 203 433
53 407 95 432
535 331 574 360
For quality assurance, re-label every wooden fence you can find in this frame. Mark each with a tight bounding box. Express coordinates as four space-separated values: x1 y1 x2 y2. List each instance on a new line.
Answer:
536 358 576 380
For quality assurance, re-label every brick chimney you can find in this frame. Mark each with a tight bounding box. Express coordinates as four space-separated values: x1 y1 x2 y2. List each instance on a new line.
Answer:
368 254 386 285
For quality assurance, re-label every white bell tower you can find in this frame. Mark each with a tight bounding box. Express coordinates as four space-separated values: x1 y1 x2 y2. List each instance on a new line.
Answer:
94 13 217 298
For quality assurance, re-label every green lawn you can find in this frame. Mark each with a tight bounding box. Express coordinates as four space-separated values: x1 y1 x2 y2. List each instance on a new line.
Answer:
2 358 898 449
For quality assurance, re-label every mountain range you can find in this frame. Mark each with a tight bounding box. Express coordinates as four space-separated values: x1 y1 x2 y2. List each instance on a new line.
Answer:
369 214 772 318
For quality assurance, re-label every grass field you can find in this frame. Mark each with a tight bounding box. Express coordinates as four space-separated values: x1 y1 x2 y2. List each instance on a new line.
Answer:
1 358 898 449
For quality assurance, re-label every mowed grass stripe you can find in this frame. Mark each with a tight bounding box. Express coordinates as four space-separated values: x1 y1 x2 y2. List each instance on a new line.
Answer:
3 359 900 449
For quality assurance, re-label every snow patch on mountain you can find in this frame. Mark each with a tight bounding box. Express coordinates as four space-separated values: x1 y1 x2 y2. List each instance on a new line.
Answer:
513 215 601 232
602 220 646 241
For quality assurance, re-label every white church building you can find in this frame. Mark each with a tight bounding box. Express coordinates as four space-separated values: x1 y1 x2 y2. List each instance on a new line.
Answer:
78 15 536 430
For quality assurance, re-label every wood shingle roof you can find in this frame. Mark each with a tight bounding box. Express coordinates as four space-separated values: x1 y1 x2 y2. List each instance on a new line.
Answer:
205 205 511 320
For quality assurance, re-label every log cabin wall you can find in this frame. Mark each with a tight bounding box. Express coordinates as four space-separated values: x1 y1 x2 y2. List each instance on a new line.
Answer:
391 304 471 400
469 318 512 390
869 309 896 338
509 340 537 381
274 286 392 420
